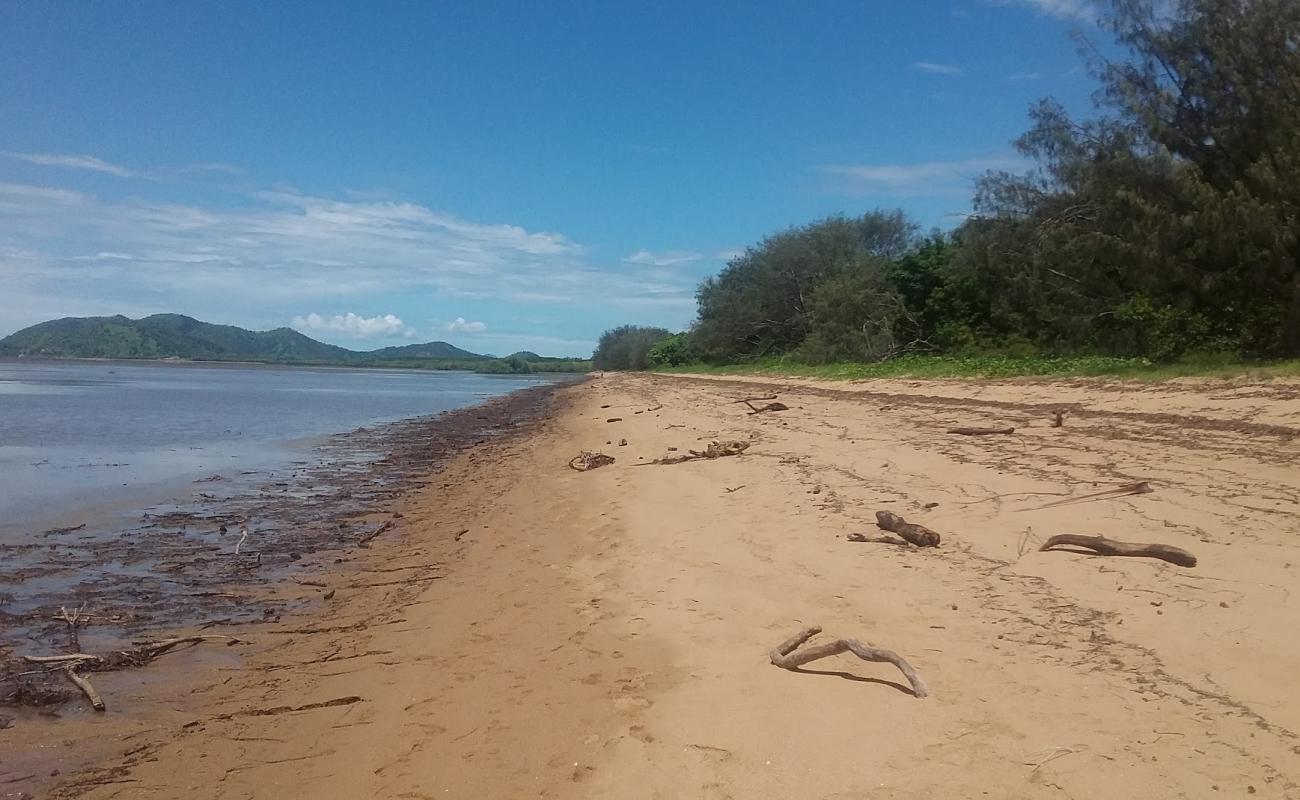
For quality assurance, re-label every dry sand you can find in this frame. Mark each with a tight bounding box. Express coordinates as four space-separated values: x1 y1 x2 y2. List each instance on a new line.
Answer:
9 371 1300 799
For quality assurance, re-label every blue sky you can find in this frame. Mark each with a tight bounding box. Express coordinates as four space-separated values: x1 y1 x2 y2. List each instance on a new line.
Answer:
0 0 1103 356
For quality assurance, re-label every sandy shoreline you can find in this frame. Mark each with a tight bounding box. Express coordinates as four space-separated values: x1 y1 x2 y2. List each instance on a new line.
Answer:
6 371 1300 798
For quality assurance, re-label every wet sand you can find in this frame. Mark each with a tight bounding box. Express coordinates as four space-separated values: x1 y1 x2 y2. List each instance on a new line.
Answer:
5 372 1300 799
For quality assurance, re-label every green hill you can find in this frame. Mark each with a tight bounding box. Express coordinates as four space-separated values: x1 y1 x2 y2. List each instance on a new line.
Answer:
0 314 484 365
367 341 483 360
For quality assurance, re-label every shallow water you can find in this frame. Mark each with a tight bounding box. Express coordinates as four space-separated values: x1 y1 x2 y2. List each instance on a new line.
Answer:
0 359 561 540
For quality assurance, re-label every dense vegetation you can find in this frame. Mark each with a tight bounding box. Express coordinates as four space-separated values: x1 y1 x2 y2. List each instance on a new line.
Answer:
601 0 1300 373
591 325 672 371
0 314 591 373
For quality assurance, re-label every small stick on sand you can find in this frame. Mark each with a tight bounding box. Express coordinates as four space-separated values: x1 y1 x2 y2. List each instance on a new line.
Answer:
769 626 929 699
358 520 394 547
1022 482 1153 511
875 511 941 547
1039 534 1197 567
948 426 1015 436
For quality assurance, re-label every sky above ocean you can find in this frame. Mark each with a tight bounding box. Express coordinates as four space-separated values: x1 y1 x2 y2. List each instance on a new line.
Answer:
1 0 1105 356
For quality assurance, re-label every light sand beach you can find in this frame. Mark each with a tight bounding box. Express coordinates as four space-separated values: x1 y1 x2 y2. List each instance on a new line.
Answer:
11 371 1300 799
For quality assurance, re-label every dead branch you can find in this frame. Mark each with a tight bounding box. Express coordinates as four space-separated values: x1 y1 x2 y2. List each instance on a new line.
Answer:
1039 534 1196 568
358 520 394 547
1022 482 1153 511
875 511 941 547
769 626 928 698
63 666 105 711
234 526 249 555
745 401 790 415
568 451 615 471
19 635 242 711
637 440 750 466
59 604 86 652
847 533 912 547
948 426 1015 436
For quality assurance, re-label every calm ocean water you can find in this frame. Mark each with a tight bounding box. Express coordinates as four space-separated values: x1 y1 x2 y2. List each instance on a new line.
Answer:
0 359 563 539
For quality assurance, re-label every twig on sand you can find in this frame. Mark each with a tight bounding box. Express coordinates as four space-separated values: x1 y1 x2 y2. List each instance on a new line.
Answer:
636 440 750 466
358 520 394 547
948 426 1015 436
1021 482 1153 511
234 526 249 555
1039 534 1197 567
769 626 928 699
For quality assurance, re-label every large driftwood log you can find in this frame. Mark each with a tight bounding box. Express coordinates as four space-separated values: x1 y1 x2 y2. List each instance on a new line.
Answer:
875 511 941 547
769 626 929 698
1039 534 1197 567
948 426 1015 436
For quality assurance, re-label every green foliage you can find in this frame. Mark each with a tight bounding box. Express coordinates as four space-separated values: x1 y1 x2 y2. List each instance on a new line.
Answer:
691 211 918 362
591 325 672 371
666 353 1300 382
474 355 532 374
647 333 695 368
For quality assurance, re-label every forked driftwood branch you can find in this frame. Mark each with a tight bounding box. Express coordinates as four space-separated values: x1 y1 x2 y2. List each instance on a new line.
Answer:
21 635 244 712
948 426 1015 436
1039 534 1197 568
568 451 615 471
875 511 941 547
769 626 929 699
637 440 750 466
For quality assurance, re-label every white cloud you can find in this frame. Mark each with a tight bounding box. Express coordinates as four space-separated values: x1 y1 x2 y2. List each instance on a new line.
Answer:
3 151 135 177
624 249 703 267
817 155 1029 196
985 0 1096 20
912 61 962 76
446 317 487 333
0 171 702 339
292 312 413 339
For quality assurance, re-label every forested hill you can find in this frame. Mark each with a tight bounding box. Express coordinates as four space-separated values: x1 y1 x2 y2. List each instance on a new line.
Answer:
0 314 487 365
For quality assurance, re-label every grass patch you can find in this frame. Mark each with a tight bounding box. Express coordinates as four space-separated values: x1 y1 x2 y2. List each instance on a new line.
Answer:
663 353 1300 382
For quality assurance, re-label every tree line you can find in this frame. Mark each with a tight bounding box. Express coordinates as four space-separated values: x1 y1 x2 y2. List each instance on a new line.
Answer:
593 0 1300 370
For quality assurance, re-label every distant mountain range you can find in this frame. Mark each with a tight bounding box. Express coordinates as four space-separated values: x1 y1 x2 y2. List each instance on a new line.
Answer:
0 315 588 372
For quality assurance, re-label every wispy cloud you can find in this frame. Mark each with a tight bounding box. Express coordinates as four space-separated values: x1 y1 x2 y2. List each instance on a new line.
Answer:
984 0 1096 20
446 316 487 333
912 61 962 76
0 172 700 341
624 249 702 267
3 151 136 177
292 312 414 339
816 155 1028 196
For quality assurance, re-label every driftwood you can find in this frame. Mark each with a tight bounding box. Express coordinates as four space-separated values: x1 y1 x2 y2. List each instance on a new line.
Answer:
1039 534 1197 568
848 533 911 547
568 451 615 471
745 401 789 415
948 426 1015 436
769 626 928 698
1051 410 1065 428
639 440 750 466
21 635 243 712
875 511 940 547
1023 482 1153 511
358 520 394 546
